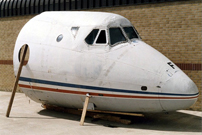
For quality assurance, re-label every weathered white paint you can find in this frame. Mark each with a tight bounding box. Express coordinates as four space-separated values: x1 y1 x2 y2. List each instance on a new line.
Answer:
13 11 199 113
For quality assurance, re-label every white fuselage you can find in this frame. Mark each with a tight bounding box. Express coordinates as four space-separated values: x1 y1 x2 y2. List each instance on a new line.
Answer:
13 12 198 113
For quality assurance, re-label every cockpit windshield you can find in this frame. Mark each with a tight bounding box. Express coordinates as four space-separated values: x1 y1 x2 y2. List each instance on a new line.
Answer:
109 27 126 46
85 26 139 47
85 29 99 45
85 29 107 45
123 27 139 40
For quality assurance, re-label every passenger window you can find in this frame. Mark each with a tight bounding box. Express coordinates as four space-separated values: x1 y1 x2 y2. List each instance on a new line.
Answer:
85 29 99 45
96 30 106 44
123 27 138 40
109 28 126 45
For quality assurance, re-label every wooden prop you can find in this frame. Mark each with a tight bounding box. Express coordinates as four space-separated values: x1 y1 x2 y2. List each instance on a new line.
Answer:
6 45 28 117
80 93 91 126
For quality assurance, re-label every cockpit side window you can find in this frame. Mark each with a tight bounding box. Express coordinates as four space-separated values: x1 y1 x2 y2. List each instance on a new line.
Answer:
109 27 126 46
85 29 99 45
123 27 138 40
96 30 106 44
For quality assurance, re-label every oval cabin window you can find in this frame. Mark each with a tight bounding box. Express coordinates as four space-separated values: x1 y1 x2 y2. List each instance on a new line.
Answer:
56 34 63 42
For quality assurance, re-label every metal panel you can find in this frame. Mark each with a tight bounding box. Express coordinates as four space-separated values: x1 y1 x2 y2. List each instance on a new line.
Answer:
52 0 56 11
1 0 6 17
108 0 114 7
44 0 49 11
5 0 10 16
0 0 4 17
58 0 61 10
55 0 59 11
71 0 75 10
40 0 45 12
114 0 120 6
122 0 128 5
23 0 27 14
49 0 54 11
89 0 94 8
12 0 17 16
129 0 135 4
0 0 2 8
95 0 100 8
0 0 2 17
101 0 107 7
30 0 35 14
75 0 79 10
77 0 81 10
73 0 79 10
65 0 70 10
9 0 15 16
60 0 64 10
82 0 87 9
9 0 14 16
144 0 150 3
19 0 24 15
135 0 142 4
21 0 26 15
16 0 22 15
2 0 7 16
7 0 13 16
25 0 30 15
0 0 2 6
25 0 30 14
63 0 66 10
34 0 40 13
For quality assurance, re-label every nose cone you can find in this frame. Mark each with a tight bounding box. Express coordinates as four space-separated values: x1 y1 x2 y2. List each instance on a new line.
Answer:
160 71 199 111
163 71 198 94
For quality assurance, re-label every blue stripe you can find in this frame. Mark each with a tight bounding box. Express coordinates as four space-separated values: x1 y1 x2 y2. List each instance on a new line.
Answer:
19 77 199 97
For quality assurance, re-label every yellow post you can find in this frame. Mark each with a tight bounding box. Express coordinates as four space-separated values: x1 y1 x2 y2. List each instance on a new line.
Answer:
6 45 28 117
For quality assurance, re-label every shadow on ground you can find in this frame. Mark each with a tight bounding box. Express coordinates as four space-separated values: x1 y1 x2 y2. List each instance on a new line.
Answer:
38 109 202 132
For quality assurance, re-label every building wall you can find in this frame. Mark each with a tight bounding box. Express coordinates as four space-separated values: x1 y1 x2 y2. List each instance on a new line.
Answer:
0 0 201 111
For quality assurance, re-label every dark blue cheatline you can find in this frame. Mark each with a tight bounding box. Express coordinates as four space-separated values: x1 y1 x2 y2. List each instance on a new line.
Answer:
19 76 199 97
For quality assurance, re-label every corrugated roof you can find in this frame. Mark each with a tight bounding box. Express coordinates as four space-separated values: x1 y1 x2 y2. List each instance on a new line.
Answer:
0 0 190 18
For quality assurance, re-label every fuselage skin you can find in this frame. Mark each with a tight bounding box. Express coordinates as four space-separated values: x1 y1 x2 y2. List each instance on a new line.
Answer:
14 12 198 113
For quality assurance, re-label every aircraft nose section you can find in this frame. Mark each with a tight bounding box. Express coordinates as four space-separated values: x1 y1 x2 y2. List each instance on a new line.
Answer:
160 71 199 111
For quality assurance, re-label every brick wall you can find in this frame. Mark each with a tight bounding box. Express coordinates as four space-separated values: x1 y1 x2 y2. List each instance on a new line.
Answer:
0 15 34 92
0 0 201 111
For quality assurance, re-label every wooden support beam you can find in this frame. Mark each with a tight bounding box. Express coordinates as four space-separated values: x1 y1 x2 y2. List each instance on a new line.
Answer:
80 93 91 126
93 114 131 125
6 45 28 117
43 104 144 125
82 109 144 117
